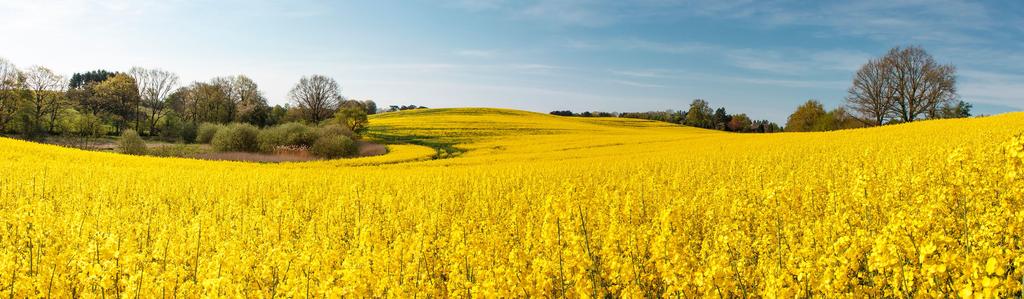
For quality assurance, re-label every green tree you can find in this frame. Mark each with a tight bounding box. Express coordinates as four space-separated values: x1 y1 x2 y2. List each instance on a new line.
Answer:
727 113 753 132
94 74 141 133
931 100 972 119
785 100 827 132
712 107 730 131
334 101 368 136
362 100 378 115
0 58 25 132
69 70 115 89
179 82 234 124
684 99 714 129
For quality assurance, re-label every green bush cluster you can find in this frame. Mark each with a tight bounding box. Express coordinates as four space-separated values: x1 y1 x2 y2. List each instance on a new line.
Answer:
310 134 355 159
196 123 224 144
118 129 147 155
211 123 260 152
193 121 358 159
257 122 319 153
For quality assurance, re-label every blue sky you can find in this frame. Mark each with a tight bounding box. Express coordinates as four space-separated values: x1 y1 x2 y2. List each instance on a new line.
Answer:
1 0 1022 123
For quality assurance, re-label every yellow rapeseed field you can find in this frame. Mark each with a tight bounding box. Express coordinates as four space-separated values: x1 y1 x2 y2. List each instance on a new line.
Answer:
1 108 1023 297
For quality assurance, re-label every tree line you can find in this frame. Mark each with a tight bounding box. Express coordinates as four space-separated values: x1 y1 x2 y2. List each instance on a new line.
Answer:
0 58 391 142
551 100 784 133
787 46 970 132
550 45 973 133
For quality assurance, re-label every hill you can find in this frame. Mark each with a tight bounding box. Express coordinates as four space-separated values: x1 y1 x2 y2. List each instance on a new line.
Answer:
0 108 1022 297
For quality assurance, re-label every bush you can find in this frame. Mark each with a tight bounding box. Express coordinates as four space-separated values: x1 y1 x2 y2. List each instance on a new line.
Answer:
333 105 368 136
257 122 318 153
211 123 260 152
196 123 224 144
310 134 355 159
159 114 185 142
180 122 198 144
75 113 105 138
118 129 147 155
318 124 355 140
148 144 203 158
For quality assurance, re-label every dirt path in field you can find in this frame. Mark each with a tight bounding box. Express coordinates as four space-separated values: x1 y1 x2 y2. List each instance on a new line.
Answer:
355 141 388 156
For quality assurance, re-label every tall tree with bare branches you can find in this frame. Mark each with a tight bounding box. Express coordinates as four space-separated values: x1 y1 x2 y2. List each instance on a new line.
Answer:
129 67 179 134
23 66 67 134
846 57 895 125
289 75 342 123
886 46 957 122
0 58 24 131
846 46 957 124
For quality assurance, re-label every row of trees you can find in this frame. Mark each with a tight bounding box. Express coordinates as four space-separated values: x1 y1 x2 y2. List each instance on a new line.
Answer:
0 57 384 141
787 46 972 132
785 98 970 132
552 99 784 133
551 46 972 133
844 45 970 126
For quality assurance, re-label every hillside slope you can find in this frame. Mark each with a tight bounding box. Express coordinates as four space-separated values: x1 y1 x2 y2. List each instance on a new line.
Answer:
1 108 1023 297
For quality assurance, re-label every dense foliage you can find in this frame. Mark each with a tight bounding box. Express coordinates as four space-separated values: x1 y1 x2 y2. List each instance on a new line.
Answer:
554 99 783 133
0 108 1021 297
0 57 382 142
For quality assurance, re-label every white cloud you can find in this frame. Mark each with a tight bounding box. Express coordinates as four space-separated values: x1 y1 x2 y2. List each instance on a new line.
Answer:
609 79 664 88
958 70 1024 109
455 49 497 58
810 50 872 72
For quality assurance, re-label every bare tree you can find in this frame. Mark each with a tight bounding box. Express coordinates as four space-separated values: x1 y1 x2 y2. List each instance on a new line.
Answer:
288 75 342 123
0 58 23 131
129 67 179 134
211 75 267 123
845 57 895 125
23 66 67 133
845 46 956 124
884 46 957 122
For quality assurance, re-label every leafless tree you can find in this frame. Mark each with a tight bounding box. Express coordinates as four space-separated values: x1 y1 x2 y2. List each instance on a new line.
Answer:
129 67 179 134
884 46 957 122
0 58 24 131
288 75 342 123
845 46 957 124
23 66 67 132
233 76 265 118
212 75 266 123
846 57 895 126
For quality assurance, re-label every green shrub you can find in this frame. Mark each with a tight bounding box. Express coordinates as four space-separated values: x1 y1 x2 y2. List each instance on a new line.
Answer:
332 105 368 136
196 123 224 144
318 124 355 140
159 114 185 142
257 122 317 152
118 129 147 155
211 123 260 152
75 113 105 138
180 122 198 143
148 144 204 158
310 134 355 159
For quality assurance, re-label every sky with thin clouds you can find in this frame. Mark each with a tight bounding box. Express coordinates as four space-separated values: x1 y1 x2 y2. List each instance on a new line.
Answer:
1 0 1021 122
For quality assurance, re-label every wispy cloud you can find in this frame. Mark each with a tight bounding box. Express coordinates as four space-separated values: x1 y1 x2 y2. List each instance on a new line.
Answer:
455 49 498 58
724 49 804 74
566 38 712 54
958 70 1024 109
810 50 872 72
609 79 664 88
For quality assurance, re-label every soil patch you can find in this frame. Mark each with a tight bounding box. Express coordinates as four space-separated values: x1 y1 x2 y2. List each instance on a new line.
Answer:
356 141 388 156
